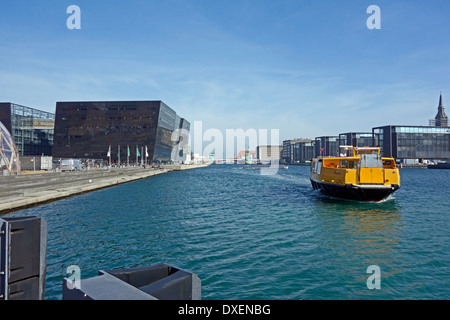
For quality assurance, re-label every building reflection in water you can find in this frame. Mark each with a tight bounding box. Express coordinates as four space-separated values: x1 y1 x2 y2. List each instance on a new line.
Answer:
312 195 403 297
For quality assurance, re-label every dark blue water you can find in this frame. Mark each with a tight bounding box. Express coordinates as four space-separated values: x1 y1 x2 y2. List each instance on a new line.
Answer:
5 165 450 300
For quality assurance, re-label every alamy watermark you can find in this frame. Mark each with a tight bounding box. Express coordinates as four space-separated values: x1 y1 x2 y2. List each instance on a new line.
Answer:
66 265 81 290
366 265 381 290
66 5 381 31
170 121 281 175
67 5 81 30
367 5 381 30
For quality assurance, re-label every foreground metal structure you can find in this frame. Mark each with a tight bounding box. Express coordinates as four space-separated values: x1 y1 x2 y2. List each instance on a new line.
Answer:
0 121 20 175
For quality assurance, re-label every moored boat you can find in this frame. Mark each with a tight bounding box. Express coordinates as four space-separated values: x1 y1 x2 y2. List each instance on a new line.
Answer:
310 146 400 202
427 162 450 169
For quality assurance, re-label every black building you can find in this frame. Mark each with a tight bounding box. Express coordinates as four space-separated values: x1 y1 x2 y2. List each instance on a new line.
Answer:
282 139 311 163
293 140 315 163
373 125 450 160
314 136 339 158
0 103 54 156
52 101 190 163
338 132 376 148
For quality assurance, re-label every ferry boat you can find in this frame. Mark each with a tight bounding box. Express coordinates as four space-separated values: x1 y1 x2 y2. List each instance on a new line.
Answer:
310 146 400 202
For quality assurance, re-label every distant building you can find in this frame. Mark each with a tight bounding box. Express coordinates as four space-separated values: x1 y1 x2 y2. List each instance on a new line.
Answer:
292 140 315 163
338 132 376 148
256 145 283 163
373 125 450 160
314 136 339 158
282 139 311 163
236 150 257 163
429 93 448 127
0 102 54 156
52 101 189 163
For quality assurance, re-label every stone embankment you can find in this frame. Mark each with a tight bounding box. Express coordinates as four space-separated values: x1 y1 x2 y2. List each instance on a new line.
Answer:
0 164 209 214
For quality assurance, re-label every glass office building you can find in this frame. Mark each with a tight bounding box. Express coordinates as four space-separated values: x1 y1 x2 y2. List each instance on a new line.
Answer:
338 132 376 148
292 140 315 163
282 139 311 163
314 136 339 158
0 103 54 156
373 125 450 160
52 101 189 163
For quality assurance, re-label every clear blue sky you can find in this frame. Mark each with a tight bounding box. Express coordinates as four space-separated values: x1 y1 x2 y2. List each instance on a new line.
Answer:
1 0 450 153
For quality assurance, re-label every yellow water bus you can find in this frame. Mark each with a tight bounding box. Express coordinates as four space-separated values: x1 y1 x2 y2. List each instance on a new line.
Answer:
310 146 400 202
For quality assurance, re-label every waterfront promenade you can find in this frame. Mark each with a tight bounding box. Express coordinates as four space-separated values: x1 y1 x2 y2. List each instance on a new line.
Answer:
0 164 209 214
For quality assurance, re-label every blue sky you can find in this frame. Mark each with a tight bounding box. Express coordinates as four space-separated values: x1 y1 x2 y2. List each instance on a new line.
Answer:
1 0 450 153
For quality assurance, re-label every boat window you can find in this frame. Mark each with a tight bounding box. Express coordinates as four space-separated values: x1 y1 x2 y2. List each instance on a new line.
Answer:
360 154 383 168
340 160 348 168
348 161 356 169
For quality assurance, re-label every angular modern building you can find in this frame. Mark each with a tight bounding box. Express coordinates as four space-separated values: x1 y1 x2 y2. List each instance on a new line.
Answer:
52 101 190 163
373 125 450 160
0 103 55 156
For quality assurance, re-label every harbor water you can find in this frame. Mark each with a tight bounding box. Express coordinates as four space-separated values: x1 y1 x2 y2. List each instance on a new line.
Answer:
5 165 450 300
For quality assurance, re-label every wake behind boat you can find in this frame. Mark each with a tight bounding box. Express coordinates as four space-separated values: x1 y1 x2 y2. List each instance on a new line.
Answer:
310 146 400 202
243 164 288 169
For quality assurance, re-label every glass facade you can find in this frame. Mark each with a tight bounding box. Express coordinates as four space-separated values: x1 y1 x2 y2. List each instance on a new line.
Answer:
0 103 54 156
314 136 339 157
292 140 315 163
373 125 450 160
282 139 314 163
52 101 189 163
339 132 376 148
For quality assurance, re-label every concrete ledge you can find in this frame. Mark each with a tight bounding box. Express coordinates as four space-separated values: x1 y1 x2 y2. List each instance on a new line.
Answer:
164 164 210 171
0 165 209 214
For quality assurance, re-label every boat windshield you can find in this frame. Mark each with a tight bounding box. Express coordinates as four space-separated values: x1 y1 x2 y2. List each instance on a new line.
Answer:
359 153 383 168
338 146 355 157
355 147 380 155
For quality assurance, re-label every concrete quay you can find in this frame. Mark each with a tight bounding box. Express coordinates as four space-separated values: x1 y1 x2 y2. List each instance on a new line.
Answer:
0 164 209 214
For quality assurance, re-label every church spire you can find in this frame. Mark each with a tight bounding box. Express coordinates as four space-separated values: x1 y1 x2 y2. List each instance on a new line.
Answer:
434 92 448 127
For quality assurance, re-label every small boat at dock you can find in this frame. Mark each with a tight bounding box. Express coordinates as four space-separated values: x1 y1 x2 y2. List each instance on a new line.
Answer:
310 146 400 202
427 162 450 169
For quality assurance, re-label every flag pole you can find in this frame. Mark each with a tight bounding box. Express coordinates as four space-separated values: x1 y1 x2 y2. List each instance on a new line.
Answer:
145 145 148 166
107 145 111 167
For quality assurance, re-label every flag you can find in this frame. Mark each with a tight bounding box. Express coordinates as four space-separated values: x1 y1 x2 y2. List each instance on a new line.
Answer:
137 146 141 157
127 146 130 157
107 145 111 157
145 146 149 157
